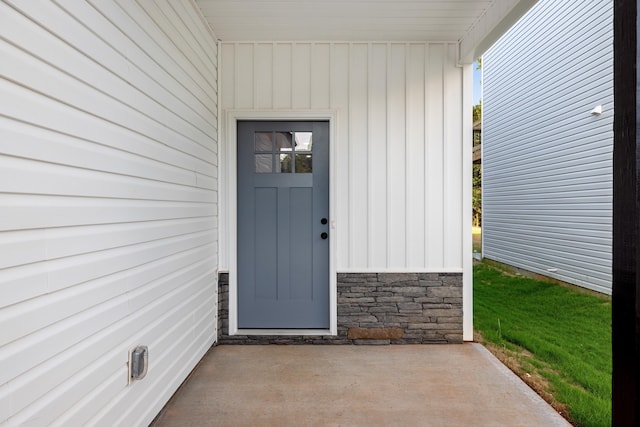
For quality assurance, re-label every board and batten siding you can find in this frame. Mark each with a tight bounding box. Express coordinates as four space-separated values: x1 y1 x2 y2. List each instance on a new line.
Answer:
483 0 613 293
219 42 467 272
0 1 218 425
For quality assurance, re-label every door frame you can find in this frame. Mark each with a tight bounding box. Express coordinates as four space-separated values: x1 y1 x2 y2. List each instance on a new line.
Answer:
224 110 338 336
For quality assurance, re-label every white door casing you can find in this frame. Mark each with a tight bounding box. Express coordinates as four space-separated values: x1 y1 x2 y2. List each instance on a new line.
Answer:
223 110 338 336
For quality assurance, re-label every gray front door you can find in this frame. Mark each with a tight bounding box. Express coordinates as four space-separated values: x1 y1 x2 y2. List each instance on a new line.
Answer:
237 121 329 328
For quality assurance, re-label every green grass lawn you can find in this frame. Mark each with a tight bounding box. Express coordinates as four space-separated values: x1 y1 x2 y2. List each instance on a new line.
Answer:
473 263 612 427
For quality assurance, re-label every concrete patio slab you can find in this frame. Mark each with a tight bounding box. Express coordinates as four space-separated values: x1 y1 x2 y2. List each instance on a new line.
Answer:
151 343 570 427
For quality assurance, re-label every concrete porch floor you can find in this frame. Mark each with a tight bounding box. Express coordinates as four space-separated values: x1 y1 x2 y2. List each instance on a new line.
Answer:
152 343 570 427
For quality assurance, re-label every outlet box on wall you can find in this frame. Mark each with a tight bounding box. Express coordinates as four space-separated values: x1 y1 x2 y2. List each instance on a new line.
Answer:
128 345 148 384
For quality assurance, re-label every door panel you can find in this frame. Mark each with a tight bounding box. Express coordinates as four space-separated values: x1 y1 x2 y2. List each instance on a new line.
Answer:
254 187 277 299
289 187 313 300
237 121 329 328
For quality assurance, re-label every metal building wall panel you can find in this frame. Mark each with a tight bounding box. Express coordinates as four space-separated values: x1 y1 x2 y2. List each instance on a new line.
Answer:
0 1 218 425
483 0 613 294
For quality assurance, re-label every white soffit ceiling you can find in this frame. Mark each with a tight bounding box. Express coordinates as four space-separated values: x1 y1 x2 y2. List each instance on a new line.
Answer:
197 0 496 42
195 0 537 62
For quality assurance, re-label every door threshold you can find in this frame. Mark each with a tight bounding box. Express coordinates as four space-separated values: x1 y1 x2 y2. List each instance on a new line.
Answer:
235 329 334 336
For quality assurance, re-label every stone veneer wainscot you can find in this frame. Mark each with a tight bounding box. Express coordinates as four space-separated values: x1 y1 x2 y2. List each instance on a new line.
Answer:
218 272 463 344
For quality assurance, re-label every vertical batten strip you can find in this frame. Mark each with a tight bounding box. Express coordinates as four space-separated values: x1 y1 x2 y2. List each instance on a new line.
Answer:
292 43 311 109
443 43 451 268
388 43 407 267
348 43 359 267
367 42 374 268
390 44 407 269
406 43 426 267
426 43 445 267
328 43 333 108
365 44 370 267
441 44 447 268
290 42 295 109
252 42 257 109
383 44 389 269
346 43 351 268
329 43 350 268
310 42 315 107
385 42 392 268
445 43 451 267
367 43 388 268
424 43 430 266
348 42 354 266
404 42 410 268
233 42 238 109
254 43 273 109
271 43 275 109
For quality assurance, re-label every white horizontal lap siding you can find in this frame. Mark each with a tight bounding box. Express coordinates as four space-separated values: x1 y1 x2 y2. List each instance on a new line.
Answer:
483 0 613 293
220 42 464 272
0 1 218 425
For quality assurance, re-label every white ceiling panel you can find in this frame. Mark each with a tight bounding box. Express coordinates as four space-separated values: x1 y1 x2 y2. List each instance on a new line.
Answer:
194 0 537 62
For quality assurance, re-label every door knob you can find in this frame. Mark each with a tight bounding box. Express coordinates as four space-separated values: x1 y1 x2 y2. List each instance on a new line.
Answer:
321 232 328 239
321 218 328 225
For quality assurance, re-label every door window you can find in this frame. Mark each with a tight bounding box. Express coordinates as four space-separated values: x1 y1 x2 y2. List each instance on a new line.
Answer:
254 131 313 173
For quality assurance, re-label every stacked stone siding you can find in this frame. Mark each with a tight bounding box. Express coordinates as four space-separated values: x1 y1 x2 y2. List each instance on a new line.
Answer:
217 272 462 344
218 272 229 340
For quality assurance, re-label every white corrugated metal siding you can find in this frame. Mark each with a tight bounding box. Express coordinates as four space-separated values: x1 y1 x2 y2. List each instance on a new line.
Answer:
219 42 467 272
483 0 613 293
0 1 218 425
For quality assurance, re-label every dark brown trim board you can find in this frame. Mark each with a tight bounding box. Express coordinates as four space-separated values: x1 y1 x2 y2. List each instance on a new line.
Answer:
613 0 640 424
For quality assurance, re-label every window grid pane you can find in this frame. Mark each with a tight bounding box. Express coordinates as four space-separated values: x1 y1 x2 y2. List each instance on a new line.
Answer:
254 131 313 174
255 132 273 152
255 154 272 173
